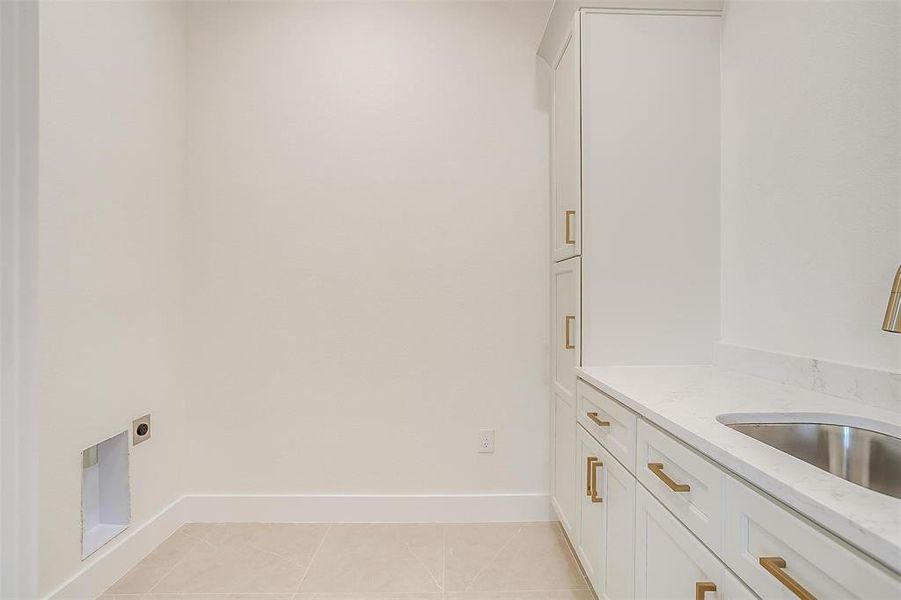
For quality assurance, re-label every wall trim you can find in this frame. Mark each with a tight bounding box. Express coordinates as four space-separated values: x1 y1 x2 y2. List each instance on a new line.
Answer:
47 493 554 599
0 1 39 598
46 498 188 600
181 493 553 524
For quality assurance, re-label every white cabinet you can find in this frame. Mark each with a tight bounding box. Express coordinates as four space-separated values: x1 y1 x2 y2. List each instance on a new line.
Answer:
577 426 635 599
723 571 759 600
551 23 581 262
635 485 748 600
579 9 721 367
636 419 725 554
577 426 603 585
551 257 580 533
551 257 580 401
577 379 638 473
553 391 577 534
723 476 900 600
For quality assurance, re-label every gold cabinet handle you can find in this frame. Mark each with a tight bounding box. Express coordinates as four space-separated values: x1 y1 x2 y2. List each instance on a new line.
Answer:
587 412 610 427
564 210 576 245
590 459 603 503
647 462 690 492
586 456 598 496
564 315 575 349
759 557 816 600
695 582 716 600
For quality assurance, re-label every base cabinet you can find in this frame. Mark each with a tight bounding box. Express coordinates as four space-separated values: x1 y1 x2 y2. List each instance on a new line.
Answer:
723 476 900 600
577 426 635 599
565 377 901 600
553 392 577 534
635 485 755 600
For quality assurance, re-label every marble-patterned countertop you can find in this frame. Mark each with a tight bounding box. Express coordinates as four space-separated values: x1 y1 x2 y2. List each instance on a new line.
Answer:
576 365 901 572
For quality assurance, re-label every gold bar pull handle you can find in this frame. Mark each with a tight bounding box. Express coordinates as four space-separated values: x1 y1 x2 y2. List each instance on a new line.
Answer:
564 315 576 349
759 557 816 600
647 462 691 492
695 582 717 600
586 456 598 496
564 210 576 245
590 460 603 503
587 412 610 427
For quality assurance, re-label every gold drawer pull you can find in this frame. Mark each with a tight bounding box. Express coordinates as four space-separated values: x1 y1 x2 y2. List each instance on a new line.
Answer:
590 459 603 503
564 210 576 244
695 582 716 600
759 557 816 600
586 456 598 496
564 315 575 349
587 412 610 427
647 462 691 492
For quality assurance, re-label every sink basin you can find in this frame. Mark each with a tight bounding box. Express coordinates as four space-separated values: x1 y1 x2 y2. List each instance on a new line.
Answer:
719 415 901 499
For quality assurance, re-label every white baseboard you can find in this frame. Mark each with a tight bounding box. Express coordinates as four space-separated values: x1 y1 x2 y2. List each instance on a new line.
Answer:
182 493 553 524
47 497 188 600
47 493 553 600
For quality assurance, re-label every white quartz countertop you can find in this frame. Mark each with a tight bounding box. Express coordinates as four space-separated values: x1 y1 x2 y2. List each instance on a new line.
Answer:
576 365 901 572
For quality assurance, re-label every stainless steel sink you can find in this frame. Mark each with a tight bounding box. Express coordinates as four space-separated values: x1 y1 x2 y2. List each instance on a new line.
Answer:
722 420 901 499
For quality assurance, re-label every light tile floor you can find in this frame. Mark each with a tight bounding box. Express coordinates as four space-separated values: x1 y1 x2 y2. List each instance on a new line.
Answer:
100 522 594 600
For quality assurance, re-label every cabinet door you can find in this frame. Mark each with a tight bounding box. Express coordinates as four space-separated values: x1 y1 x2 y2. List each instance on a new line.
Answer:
577 427 603 585
551 257 580 534
552 21 581 262
552 257 580 401
579 426 636 599
723 571 759 600
635 486 725 600
553 391 577 534
600 443 636 599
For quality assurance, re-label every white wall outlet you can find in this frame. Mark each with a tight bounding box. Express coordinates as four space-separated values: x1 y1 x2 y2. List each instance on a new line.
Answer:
478 429 495 453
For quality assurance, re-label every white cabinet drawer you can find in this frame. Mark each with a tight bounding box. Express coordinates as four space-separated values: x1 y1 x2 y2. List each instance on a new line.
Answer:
724 476 900 600
577 379 637 473
636 419 725 554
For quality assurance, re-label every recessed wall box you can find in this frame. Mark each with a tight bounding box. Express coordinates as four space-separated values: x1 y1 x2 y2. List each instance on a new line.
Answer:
81 431 131 558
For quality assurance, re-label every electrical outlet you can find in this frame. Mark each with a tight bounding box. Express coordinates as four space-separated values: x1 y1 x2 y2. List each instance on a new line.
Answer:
478 429 495 453
132 414 151 446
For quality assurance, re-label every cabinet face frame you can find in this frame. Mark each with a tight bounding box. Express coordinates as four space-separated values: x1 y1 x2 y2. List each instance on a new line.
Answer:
551 13 581 262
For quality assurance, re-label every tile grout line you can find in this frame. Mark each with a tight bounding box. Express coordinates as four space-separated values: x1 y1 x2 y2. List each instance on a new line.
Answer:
461 524 523 593
116 531 197 597
145 531 214 594
442 526 447 600
398 526 444 594
293 523 333 597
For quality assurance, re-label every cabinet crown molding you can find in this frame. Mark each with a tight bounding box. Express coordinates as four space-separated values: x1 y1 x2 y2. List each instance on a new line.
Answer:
537 0 724 64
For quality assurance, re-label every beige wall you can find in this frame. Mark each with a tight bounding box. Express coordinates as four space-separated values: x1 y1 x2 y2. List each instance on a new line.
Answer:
183 1 552 495
37 2 186 593
721 0 901 372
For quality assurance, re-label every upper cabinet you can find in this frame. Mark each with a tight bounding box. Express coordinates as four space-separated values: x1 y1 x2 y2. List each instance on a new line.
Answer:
580 9 721 366
545 7 722 367
552 29 581 262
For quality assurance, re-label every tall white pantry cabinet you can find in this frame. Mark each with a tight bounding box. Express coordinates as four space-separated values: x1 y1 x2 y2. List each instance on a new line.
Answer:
548 5 722 597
